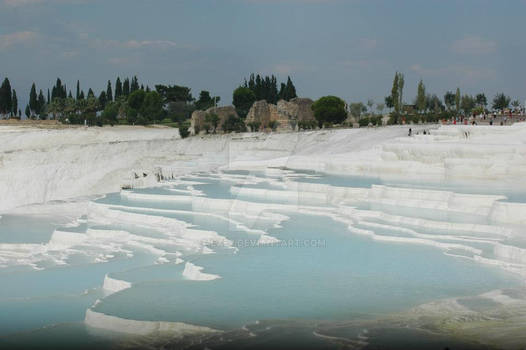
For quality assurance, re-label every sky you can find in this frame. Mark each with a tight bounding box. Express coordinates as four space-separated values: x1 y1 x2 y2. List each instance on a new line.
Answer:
1 0 525 110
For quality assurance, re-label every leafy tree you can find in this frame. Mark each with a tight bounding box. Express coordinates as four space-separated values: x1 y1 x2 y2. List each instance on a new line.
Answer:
384 95 394 109
312 96 347 127
376 103 385 114
475 93 487 108
106 80 113 102
390 72 404 115
426 94 444 113
455 88 461 115
233 87 256 118
0 78 12 115
128 89 146 110
416 80 426 114
196 90 220 111
492 93 510 111
444 91 456 111
115 78 123 100
350 102 367 119
101 102 119 125
155 84 193 104
461 94 475 115
366 99 374 114
141 91 163 122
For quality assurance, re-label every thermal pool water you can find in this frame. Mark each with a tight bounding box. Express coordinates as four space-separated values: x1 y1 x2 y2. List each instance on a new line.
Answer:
1 168 525 349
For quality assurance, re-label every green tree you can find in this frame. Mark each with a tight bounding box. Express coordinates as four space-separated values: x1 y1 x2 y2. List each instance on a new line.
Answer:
11 89 18 116
76 80 81 100
87 88 95 99
312 96 347 127
475 93 487 108
492 93 510 111
455 88 461 115
25 104 30 119
0 78 12 115
128 89 146 110
196 90 220 110
141 91 163 122
223 114 246 133
461 94 475 115
37 90 46 116
98 91 107 110
350 102 367 119
155 84 193 104
123 78 130 96
106 80 113 102
444 91 455 111
205 113 220 133
115 78 123 100
416 80 426 114
29 83 38 115
101 102 119 125
232 87 256 118
131 76 139 93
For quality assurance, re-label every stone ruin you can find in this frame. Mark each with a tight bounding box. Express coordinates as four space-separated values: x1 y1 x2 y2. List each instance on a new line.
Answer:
190 106 239 135
246 98 316 131
190 98 317 134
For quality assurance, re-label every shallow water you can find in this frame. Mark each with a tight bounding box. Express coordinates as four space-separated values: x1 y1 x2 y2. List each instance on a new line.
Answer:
0 169 524 349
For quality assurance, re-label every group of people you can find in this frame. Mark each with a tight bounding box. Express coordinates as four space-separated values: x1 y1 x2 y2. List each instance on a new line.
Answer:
408 128 431 136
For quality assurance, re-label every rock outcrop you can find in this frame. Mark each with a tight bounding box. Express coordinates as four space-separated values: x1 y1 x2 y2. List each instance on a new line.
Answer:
246 98 316 131
190 106 239 135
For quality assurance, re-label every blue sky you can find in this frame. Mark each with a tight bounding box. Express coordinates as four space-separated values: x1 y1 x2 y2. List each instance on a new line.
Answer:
1 0 525 109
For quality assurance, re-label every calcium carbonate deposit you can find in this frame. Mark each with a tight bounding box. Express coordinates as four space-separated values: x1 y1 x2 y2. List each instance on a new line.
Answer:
1 123 526 349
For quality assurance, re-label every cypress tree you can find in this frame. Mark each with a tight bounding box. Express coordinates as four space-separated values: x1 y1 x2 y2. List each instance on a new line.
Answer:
285 76 297 101
11 89 18 116
87 88 95 99
76 80 80 100
25 104 30 119
68 91 73 99
29 83 38 114
131 76 139 92
79 91 85 100
106 80 113 102
0 78 12 115
115 78 122 99
98 91 107 109
123 78 130 96
37 90 46 115
47 89 50 104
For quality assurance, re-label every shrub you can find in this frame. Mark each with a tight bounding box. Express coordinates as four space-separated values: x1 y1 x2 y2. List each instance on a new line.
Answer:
178 121 190 138
223 114 246 133
359 117 370 127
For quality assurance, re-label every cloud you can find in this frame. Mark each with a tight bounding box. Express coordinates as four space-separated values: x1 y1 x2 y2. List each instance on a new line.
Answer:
410 63 496 80
0 31 39 50
358 38 377 50
122 40 177 49
451 36 497 55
